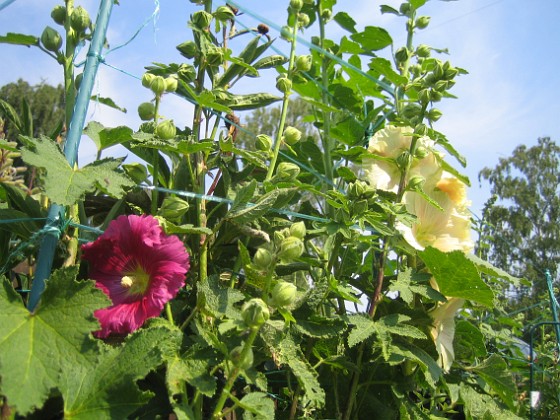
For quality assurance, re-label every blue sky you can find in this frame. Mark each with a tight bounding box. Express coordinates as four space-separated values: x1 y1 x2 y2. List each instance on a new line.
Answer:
1 0 559 217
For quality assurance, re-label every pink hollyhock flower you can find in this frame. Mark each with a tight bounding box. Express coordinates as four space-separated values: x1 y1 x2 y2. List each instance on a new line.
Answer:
82 214 189 338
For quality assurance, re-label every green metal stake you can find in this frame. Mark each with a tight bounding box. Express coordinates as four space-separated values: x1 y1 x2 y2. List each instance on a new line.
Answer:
544 269 560 351
27 0 115 311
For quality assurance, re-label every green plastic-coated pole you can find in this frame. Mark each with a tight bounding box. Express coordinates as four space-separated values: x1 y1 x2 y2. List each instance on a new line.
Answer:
27 0 115 311
544 269 560 351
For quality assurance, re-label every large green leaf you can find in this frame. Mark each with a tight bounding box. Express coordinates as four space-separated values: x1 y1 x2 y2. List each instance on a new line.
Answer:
0 267 108 415
333 12 357 33
459 384 522 420
419 247 494 307
0 32 39 47
239 392 274 420
21 135 134 206
472 354 517 410
350 26 392 51
84 122 133 152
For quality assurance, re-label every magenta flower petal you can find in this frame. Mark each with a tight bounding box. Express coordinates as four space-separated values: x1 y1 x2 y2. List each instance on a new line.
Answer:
82 215 189 338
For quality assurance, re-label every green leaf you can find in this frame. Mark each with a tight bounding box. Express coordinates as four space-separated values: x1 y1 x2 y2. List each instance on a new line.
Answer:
465 254 522 286
472 354 517 410
380 5 400 15
197 275 245 319
216 91 283 111
378 313 427 340
85 123 134 152
226 189 280 225
239 392 274 419
230 179 257 213
0 267 109 415
295 316 346 338
21 135 134 205
390 342 443 388
368 57 407 86
419 247 494 307
0 32 38 47
333 12 357 33
459 384 522 420
167 346 217 398
0 98 23 132
410 0 427 9
252 54 289 70
454 320 487 361
351 26 392 51
347 314 376 347
90 95 127 113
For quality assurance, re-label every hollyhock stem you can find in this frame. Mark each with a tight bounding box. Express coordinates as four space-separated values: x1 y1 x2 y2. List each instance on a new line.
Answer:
151 95 161 215
165 302 174 324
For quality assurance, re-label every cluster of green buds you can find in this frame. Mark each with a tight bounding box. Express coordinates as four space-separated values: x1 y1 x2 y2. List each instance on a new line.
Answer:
0 139 26 189
141 73 178 97
345 180 377 218
274 221 306 261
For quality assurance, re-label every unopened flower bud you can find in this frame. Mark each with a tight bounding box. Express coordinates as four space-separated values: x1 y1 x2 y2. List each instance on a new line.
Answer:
427 108 443 122
415 16 430 29
253 248 273 269
298 12 311 27
122 163 148 183
213 5 235 22
276 162 300 180
396 151 412 170
159 196 190 220
395 47 409 63
178 64 196 82
434 80 448 92
444 67 459 80
156 120 176 140
295 55 312 72
419 89 431 104
242 298 270 328
402 103 422 119
430 90 443 102
408 175 425 190
352 199 368 216
414 123 429 137
280 25 294 41
416 44 430 58
433 62 444 80
290 0 303 11
51 5 66 25
150 76 166 96
165 76 178 92
192 10 213 29
399 3 411 15
142 73 156 89
349 181 366 199
70 6 91 33
255 134 272 152
137 102 155 121
289 221 306 239
274 229 288 244
283 126 302 145
276 75 292 93
278 236 304 260
230 345 254 369
41 26 62 52
415 146 429 159
206 46 225 66
271 281 297 308
177 41 198 59
75 72 83 90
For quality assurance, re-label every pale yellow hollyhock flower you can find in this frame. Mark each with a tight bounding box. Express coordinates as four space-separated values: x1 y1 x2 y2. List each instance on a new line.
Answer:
396 172 474 253
363 125 440 193
429 297 465 372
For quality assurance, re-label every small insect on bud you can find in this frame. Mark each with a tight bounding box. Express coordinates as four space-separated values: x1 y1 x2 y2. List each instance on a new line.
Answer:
213 5 235 22
278 236 304 260
257 24 270 35
142 73 156 89
164 76 178 92
271 281 297 308
276 162 300 180
191 10 213 29
51 5 66 25
295 55 312 72
253 248 274 269
283 126 302 145
229 345 254 369
159 196 190 221
137 102 155 121
241 298 270 328
150 76 167 96
276 74 292 93
70 6 91 33
177 41 198 59
156 120 177 140
41 26 62 52
289 221 306 239
415 15 430 29
255 134 272 152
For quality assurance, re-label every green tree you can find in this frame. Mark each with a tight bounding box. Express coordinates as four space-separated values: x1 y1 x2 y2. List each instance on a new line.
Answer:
0 79 65 141
478 137 560 300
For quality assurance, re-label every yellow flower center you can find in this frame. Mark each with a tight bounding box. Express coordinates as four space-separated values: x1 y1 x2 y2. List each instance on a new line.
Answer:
120 265 150 296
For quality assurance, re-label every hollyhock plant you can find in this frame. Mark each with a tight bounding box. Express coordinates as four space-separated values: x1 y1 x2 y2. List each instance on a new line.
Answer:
81 214 190 338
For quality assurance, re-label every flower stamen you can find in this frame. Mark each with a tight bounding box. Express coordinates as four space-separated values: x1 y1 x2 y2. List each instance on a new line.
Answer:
120 266 150 296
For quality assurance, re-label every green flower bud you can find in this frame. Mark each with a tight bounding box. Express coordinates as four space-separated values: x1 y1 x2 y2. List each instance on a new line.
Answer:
271 281 297 308
396 150 412 170
276 75 292 93
280 26 294 41
51 5 66 25
444 67 459 80
289 221 306 239
139 121 156 134
137 102 155 121
415 146 429 159
150 76 166 96
75 72 83 90
278 236 304 260
241 298 270 328
255 134 272 152
349 181 366 199
165 76 178 92
213 5 235 22
230 345 254 369
276 162 300 180
156 120 176 140
351 199 368 216
290 0 303 11
395 47 409 63
142 73 156 89
41 26 62 52
178 64 196 82
433 62 444 80
419 89 431 104
253 248 274 269
415 15 430 29
192 10 213 29
408 175 425 190
399 3 411 15
416 44 430 58
298 12 311 27
427 108 443 122
177 41 198 59
430 90 443 102
205 46 225 66
402 103 422 119
434 80 448 92
159 196 190 221
122 162 148 183
274 229 288 244
283 126 302 145
414 123 429 137
295 55 312 72
70 6 91 33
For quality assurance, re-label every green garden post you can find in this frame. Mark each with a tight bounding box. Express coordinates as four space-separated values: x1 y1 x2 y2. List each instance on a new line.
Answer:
27 0 115 311
544 269 560 351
